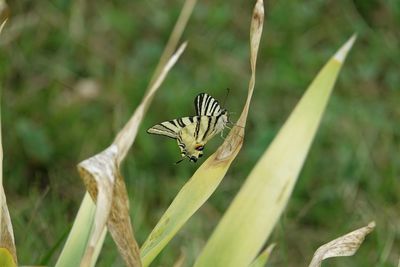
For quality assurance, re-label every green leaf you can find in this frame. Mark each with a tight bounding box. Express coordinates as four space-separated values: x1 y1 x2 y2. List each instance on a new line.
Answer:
194 35 357 267
0 248 16 267
55 192 105 267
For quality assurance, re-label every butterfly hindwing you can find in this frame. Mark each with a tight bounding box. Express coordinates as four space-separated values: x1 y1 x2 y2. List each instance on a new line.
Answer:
194 93 223 116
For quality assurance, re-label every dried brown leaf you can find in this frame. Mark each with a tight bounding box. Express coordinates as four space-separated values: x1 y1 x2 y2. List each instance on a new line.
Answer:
308 222 376 267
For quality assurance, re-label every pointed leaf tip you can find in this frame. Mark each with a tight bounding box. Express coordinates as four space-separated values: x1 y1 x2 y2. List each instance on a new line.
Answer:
333 34 357 63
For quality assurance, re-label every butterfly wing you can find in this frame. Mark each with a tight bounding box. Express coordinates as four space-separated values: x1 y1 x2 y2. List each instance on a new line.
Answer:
194 93 223 116
147 116 198 139
148 93 228 162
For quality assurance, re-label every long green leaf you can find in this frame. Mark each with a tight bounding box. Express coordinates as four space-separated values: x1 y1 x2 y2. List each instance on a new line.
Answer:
55 193 99 267
194 35 357 267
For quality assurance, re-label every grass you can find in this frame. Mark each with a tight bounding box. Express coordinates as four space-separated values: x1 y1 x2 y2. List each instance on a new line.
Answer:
0 0 399 266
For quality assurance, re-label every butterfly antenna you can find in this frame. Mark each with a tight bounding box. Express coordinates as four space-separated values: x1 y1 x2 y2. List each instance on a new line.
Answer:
175 158 185 165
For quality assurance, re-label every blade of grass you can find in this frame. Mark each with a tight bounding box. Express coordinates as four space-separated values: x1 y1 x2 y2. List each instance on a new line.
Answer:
249 244 275 267
40 225 70 265
147 0 197 90
55 193 97 267
194 35 357 267
140 1 264 265
308 222 375 267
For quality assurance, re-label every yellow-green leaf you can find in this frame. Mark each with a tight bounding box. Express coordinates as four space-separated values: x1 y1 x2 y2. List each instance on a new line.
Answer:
55 193 101 267
0 248 16 267
194 35 357 267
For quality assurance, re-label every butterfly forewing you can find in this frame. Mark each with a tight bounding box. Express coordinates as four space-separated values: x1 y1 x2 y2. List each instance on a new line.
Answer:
195 93 223 116
147 116 198 139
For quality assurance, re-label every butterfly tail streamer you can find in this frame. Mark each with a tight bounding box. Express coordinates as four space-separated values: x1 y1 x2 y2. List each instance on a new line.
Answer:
140 1 264 266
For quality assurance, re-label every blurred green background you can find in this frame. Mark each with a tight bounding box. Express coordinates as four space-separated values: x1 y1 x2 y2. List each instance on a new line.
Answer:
1 0 399 266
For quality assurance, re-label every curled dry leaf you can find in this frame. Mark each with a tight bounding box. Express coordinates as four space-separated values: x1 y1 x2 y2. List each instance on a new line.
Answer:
308 222 376 267
140 1 264 266
78 43 187 267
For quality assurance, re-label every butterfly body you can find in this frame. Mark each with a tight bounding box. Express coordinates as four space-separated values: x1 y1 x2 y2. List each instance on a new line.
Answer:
147 93 228 162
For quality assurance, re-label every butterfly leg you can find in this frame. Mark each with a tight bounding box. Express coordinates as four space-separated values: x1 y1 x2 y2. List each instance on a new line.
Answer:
220 130 226 140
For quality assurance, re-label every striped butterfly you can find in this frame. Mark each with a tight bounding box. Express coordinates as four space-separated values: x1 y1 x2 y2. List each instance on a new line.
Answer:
147 93 229 163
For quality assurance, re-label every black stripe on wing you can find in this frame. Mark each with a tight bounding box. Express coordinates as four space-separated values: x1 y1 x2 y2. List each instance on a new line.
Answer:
202 116 213 141
194 93 223 116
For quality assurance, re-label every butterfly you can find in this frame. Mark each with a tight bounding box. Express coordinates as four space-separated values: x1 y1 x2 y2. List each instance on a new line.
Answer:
147 93 229 163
